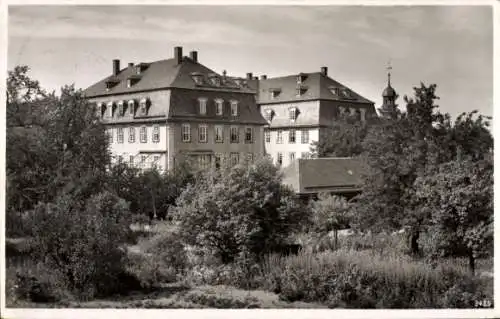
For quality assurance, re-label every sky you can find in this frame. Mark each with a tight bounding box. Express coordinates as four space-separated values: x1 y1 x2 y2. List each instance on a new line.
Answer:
7 5 493 119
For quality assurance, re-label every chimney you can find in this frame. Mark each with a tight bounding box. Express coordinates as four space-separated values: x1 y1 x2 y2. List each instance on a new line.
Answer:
174 46 183 64
112 59 120 76
128 62 134 68
246 72 253 80
321 66 328 76
260 75 267 80
189 51 198 63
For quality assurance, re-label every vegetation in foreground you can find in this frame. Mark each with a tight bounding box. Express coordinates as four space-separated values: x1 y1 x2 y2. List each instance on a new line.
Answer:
5 66 493 308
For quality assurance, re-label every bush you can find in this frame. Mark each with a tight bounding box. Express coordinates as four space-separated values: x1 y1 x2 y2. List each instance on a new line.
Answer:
257 249 486 308
30 191 133 299
173 157 310 265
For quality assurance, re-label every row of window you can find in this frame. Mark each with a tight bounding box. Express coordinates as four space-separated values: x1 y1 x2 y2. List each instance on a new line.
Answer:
194 152 255 170
98 98 149 118
197 98 239 116
181 124 254 144
264 129 309 144
108 126 160 144
115 153 163 170
264 107 298 122
275 152 310 166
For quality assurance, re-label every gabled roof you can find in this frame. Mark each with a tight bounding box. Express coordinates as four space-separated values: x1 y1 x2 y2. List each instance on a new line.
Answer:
282 157 365 194
84 57 254 98
257 73 374 105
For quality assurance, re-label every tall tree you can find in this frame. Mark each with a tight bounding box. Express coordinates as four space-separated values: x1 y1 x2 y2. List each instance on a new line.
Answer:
414 158 493 275
353 83 441 255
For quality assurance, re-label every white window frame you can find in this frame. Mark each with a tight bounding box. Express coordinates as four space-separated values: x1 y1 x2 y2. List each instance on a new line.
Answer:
247 153 254 163
230 100 238 116
230 126 239 143
198 98 207 115
301 129 309 144
276 130 283 144
107 102 114 117
215 99 224 116
118 101 125 116
230 152 239 166
182 124 191 142
245 127 253 143
117 127 124 144
139 98 148 115
215 125 224 143
198 124 208 143
129 155 134 166
289 152 296 162
152 125 160 143
140 126 147 143
107 128 113 143
264 109 273 122
128 100 135 115
289 107 297 121
264 130 270 143
277 152 283 166
289 129 296 144
129 127 136 143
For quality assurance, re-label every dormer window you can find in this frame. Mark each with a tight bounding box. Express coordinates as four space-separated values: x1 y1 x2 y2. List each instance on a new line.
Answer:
269 88 281 99
105 79 119 91
264 109 274 122
340 88 354 99
128 100 136 115
297 73 307 84
289 107 298 121
211 76 221 86
139 98 149 116
215 99 224 115
296 86 307 97
329 87 340 96
191 72 204 85
135 63 149 75
230 100 238 116
198 98 207 115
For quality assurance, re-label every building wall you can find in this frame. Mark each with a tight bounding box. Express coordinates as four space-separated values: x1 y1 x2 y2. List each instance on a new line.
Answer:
88 90 171 171
318 100 376 126
259 100 321 128
170 121 264 166
265 128 319 167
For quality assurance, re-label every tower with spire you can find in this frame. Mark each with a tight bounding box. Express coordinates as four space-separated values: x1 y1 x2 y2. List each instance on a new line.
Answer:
378 61 398 119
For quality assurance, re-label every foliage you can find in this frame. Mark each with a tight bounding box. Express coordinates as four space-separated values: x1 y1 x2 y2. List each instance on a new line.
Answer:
6 66 110 217
414 158 493 275
172 157 309 264
310 193 350 234
257 249 488 308
311 117 371 158
30 191 133 299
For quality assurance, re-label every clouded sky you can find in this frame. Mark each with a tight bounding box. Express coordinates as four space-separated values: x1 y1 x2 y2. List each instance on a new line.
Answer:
8 5 493 118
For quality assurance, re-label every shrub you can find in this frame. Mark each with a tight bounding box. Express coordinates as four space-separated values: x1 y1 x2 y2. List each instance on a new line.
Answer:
257 249 486 308
173 157 310 265
30 191 133 299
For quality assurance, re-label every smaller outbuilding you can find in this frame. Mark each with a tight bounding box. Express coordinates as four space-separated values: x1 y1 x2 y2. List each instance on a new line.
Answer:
281 157 365 200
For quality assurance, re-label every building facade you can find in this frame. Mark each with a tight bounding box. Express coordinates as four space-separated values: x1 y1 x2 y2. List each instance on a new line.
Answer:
84 47 267 172
248 67 376 167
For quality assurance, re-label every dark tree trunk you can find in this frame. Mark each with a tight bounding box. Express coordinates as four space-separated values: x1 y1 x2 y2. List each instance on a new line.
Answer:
407 230 420 256
468 251 476 276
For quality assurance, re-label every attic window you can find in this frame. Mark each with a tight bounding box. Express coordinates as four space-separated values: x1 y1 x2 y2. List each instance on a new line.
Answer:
135 63 149 75
329 87 340 96
296 86 307 97
264 109 274 122
340 88 354 99
269 88 281 99
297 73 307 84
192 73 204 85
210 76 221 87
128 100 136 115
105 79 119 91
127 76 140 88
